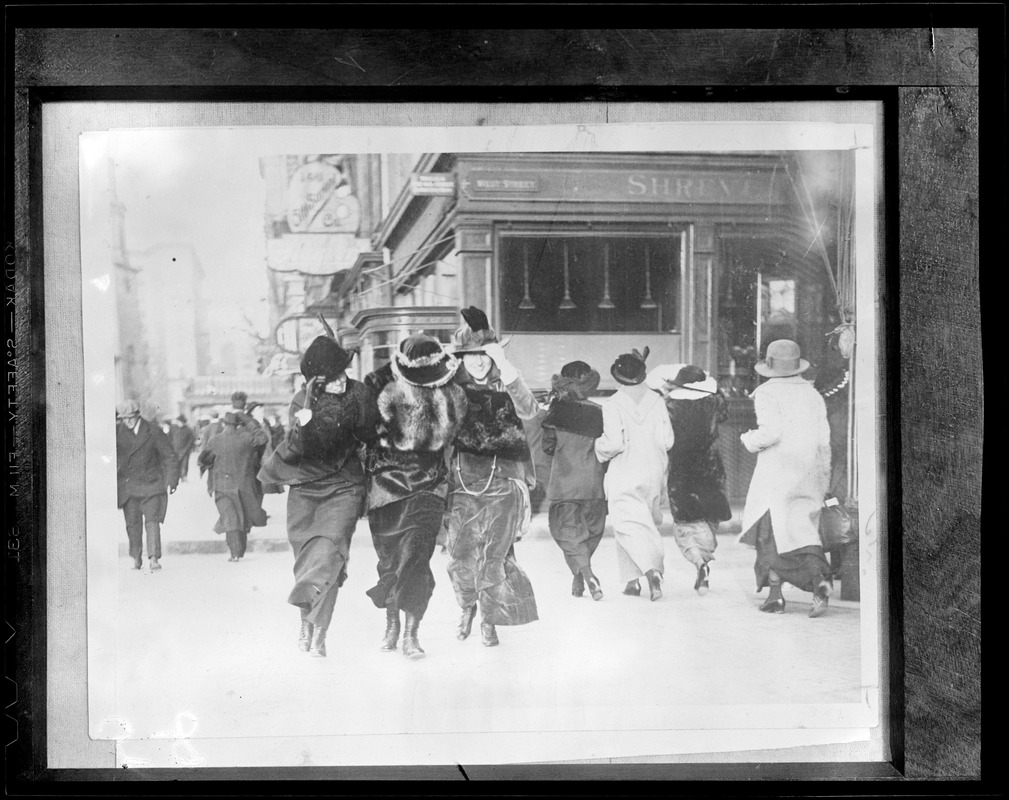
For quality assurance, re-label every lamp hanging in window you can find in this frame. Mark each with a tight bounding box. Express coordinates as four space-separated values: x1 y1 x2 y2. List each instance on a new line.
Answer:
518 239 536 310
597 241 616 310
640 245 658 310
559 241 577 310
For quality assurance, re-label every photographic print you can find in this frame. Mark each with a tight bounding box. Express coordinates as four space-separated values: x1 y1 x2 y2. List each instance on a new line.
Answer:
74 109 884 767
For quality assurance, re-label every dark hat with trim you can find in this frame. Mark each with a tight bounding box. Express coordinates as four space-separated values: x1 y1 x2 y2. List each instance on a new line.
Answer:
610 347 650 386
452 306 501 355
392 334 459 388
223 411 241 426
301 335 354 381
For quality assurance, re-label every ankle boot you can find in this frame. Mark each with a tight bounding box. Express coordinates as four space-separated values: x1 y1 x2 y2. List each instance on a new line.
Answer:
645 569 663 601
480 621 499 647
309 624 328 657
457 604 477 641
380 606 401 652
694 563 711 595
582 568 603 601
150 557 162 571
760 583 786 613
623 578 641 596
571 572 585 597
809 580 832 618
298 619 314 652
401 612 425 659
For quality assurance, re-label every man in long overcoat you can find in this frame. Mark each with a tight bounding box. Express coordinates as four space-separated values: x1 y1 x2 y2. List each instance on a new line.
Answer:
198 411 270 561
169 415 197 482
116 399 180 571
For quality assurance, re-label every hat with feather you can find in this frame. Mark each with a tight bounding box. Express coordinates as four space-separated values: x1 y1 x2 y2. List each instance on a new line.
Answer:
300 314 355 381
610 347 650 386
392 333 460 388
452 306 509 355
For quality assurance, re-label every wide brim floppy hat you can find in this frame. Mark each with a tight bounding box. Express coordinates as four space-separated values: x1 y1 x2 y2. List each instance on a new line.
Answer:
300 334 354 381
116 399 141 420
392 334 460 388
646 364 718 399
610 347 650 386
754 339 810 378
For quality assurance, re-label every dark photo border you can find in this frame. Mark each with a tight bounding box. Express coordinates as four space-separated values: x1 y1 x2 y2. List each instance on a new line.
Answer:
5 6 998 794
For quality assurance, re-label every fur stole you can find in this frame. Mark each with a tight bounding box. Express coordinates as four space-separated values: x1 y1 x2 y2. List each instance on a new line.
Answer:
299 381 370 461
452 384 530 461
377 380 468 452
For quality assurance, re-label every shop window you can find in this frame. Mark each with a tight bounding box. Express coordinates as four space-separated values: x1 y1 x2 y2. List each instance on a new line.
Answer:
499 235 680 333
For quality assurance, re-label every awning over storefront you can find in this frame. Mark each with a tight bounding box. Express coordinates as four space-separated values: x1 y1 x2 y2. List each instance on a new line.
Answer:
266 233 372 276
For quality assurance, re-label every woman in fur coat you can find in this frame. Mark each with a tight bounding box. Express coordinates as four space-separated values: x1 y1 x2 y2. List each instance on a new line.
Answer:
541 361 607 601
595 348 676 601
647 364 732 595
737 340 833 618
445 307 539 647
364 334 468 659
258 333 377 656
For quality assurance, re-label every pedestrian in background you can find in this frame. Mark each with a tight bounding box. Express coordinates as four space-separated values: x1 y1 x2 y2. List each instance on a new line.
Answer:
541 360 607 601
738 339 833 617
445 307 539 648
198 411 269 561
169 415 197 483
364 334 468 659
116 399 180 571
259 333 377 657
648 364 732 595
595 348 675 601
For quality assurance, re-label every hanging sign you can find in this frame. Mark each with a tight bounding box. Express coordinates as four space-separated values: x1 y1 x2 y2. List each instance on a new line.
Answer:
409 173 456 196
286 160 361 233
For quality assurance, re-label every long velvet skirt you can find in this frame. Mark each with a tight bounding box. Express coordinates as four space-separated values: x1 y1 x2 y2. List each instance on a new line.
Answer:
366 492 444 619
739 510 830 593
446 479 538 627
286 476 364 628
547 499 607 575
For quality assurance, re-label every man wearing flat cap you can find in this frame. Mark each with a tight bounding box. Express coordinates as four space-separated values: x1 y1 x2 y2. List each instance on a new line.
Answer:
116 399 180 571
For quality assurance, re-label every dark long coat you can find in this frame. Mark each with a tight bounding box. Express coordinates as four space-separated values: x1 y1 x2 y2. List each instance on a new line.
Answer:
116 418 180 520
198 421 270 533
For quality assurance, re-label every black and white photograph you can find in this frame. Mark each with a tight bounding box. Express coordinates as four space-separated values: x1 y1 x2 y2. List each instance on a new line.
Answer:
69 109 887 768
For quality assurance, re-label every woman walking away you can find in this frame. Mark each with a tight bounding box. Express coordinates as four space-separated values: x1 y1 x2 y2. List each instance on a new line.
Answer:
738 339 833 618
259 332 377 656
364 334 468 659
446 307 539 647
647 364 732 595
595 348 676 601
541 361 607 601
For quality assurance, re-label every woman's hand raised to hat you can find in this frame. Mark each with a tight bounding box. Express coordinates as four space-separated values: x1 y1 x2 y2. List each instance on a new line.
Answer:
482 342 519 384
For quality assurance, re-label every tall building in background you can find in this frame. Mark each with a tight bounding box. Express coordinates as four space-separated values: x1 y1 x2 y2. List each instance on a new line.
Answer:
128 242 211 420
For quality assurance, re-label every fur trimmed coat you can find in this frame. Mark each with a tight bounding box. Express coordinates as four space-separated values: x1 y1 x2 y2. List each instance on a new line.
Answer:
366 377 469 510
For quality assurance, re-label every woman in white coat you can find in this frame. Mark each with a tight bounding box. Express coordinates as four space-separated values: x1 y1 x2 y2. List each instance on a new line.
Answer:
738 340 833 617
595 348 676 601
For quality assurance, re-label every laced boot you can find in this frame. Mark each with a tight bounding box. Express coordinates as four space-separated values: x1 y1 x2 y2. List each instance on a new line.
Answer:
309 624 328 657
645 569 663 601
571 572 585 597
380 606 401 652
298 619 314 652
759 582 786 614
581 567 603 601
457 604 477 641
480 621 499 647
401 612 425 659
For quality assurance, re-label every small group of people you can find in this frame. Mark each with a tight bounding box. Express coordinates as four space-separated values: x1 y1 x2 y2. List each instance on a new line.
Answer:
113 304 835 652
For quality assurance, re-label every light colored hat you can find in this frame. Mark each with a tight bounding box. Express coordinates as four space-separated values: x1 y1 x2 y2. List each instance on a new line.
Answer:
754 339 810 378
116 399 141 419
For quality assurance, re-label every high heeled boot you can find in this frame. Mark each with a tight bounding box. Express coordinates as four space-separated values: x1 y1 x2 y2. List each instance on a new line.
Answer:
298 618 314 652
401 612 425 659
623 578 641 596
645 569 663 601
457 604 477 641
581 567 603 601
380 606 401 652
480 621 499 647
309 624 328 657
759 574 786 614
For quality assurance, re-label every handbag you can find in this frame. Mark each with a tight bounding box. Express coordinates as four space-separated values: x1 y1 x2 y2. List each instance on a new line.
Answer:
819 496 856 548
